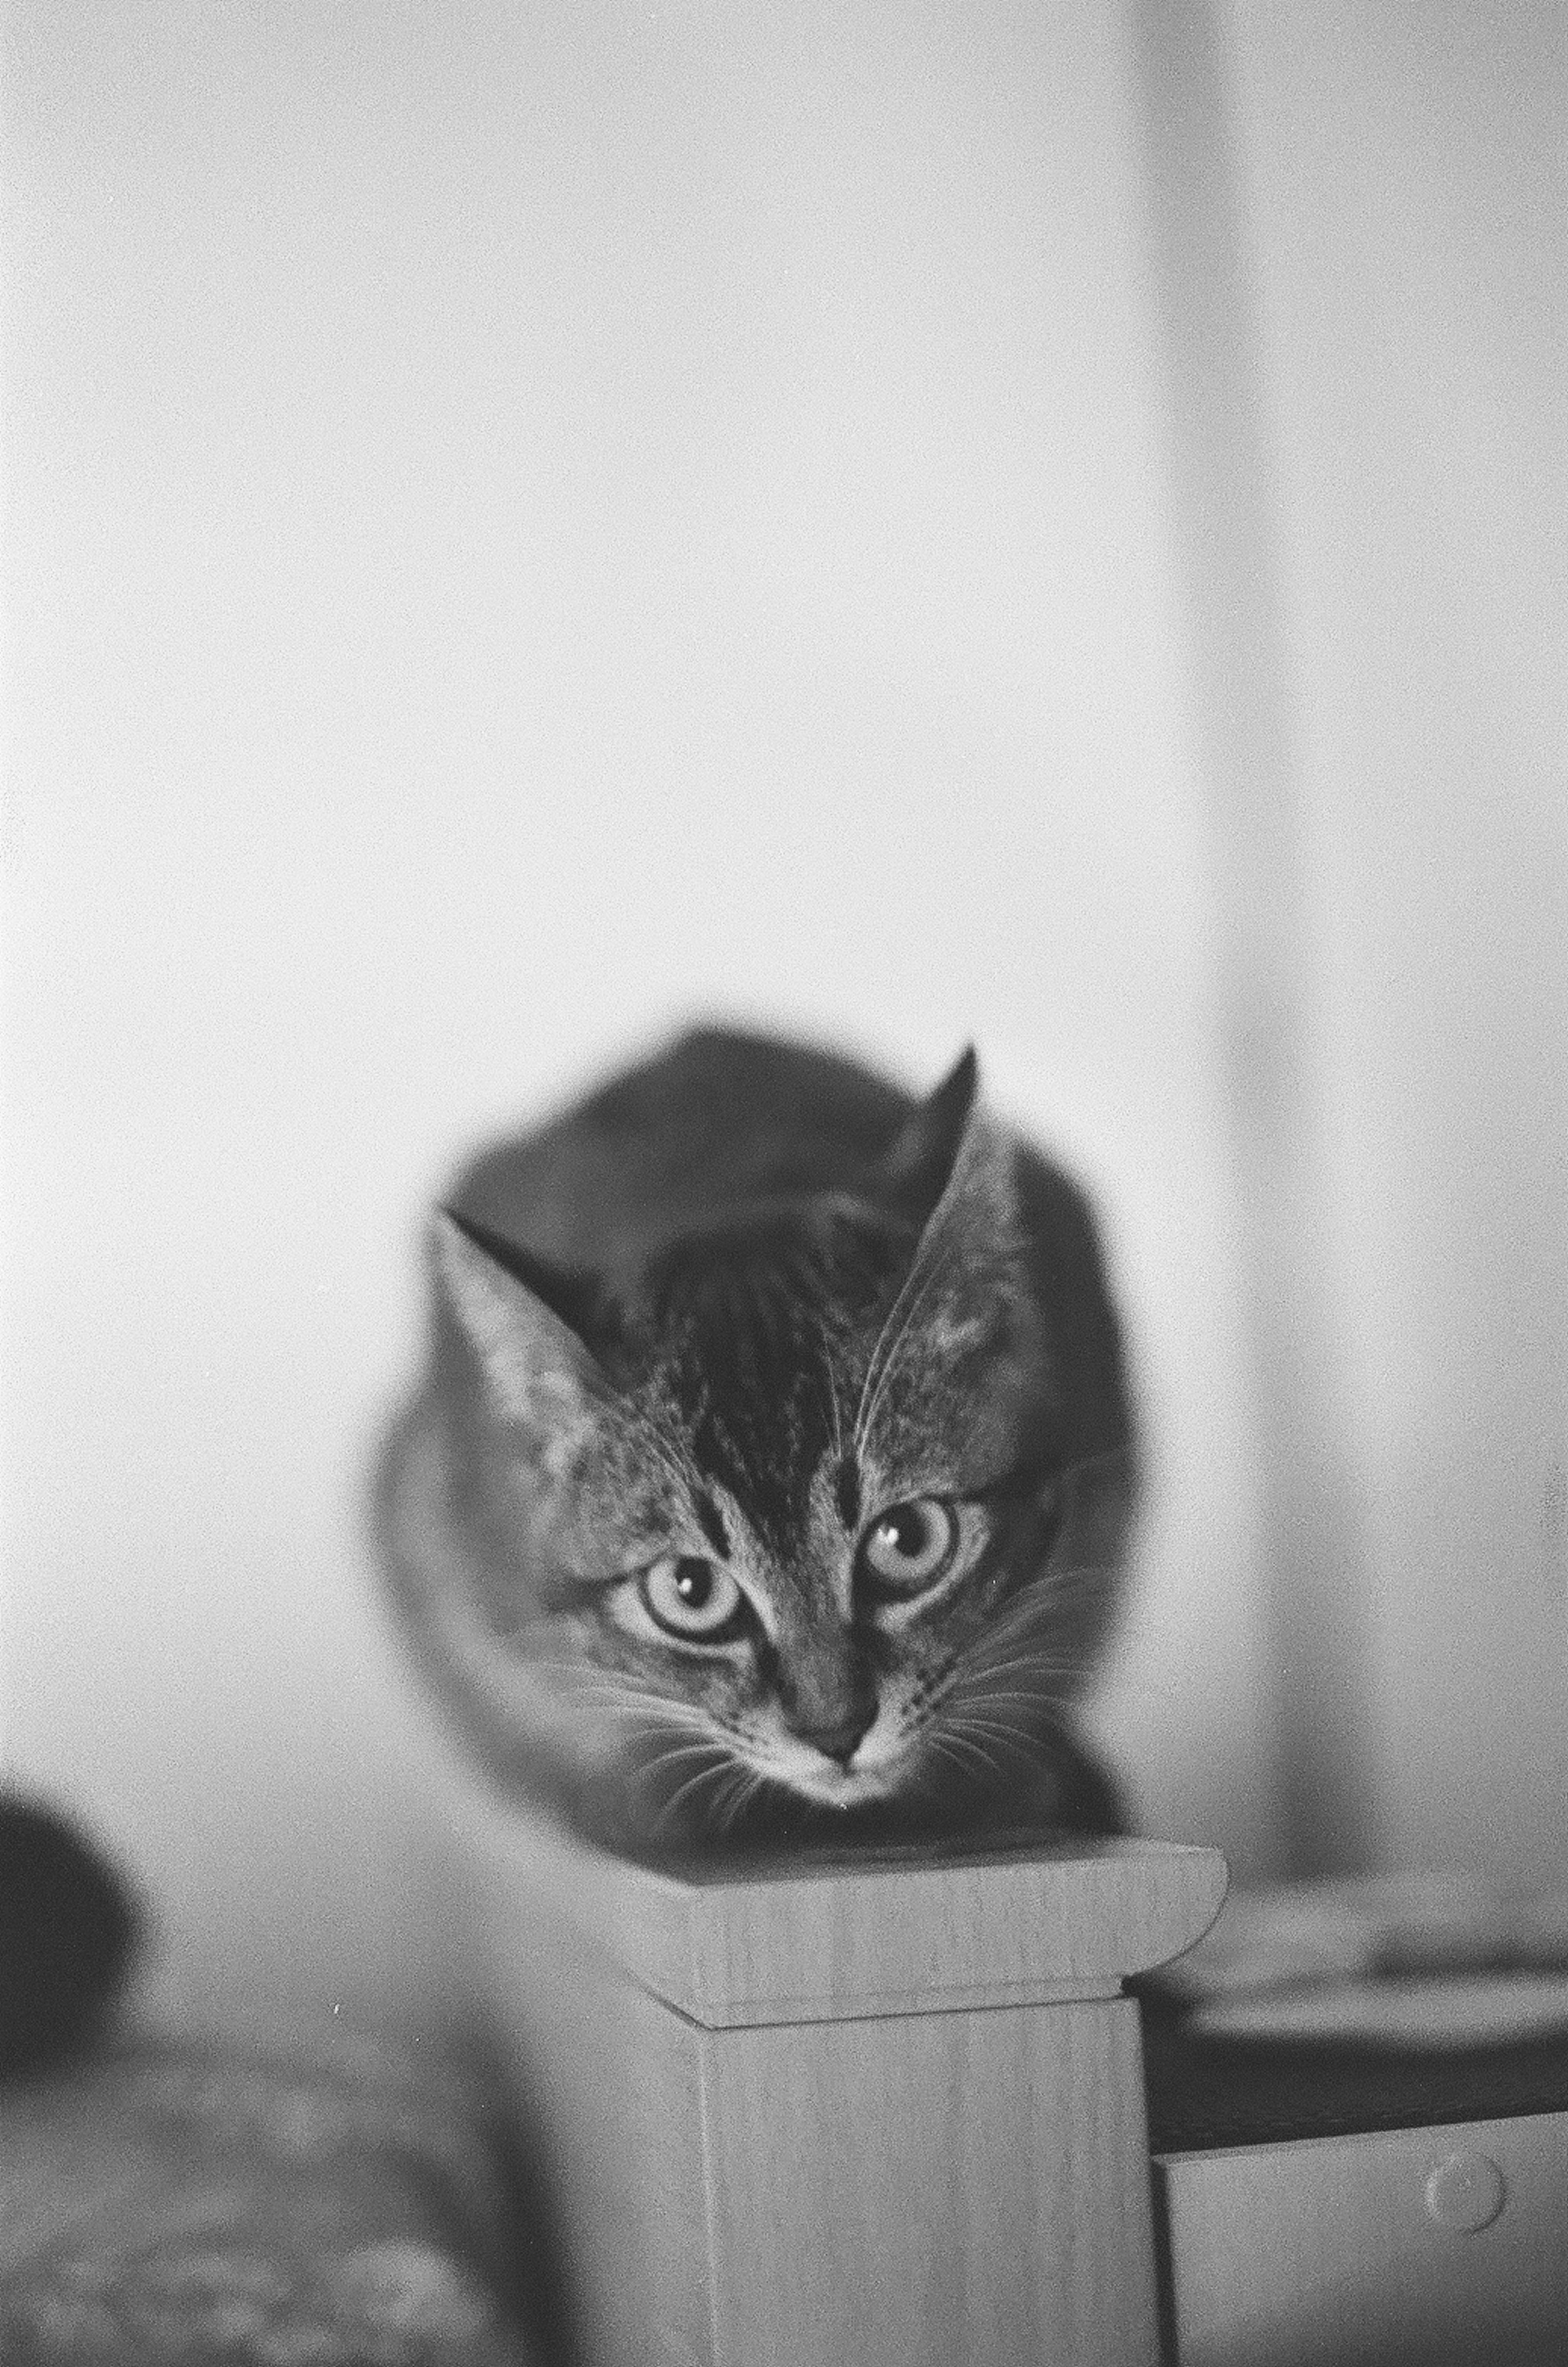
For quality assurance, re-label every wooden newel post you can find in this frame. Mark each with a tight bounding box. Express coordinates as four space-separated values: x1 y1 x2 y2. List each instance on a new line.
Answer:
448 1808 1227 2367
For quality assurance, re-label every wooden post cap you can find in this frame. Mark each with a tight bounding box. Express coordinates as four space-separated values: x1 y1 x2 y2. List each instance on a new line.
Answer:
461 1810 1229 2028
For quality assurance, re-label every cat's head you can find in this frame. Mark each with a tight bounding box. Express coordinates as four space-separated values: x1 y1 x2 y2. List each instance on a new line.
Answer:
427 1051 1132 1841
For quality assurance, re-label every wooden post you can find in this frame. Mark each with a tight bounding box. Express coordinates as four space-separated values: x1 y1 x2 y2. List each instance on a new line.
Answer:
444 1801 1226 2367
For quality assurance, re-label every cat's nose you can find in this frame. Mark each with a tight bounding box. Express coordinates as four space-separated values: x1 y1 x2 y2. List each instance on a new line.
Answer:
794 1705 876 1768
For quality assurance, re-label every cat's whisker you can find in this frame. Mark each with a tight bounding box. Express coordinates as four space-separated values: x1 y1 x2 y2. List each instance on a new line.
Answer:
572 1688 713 1725
593 1717 701 1756
544 1670 717 1717
570 1701 719 1746
973 1611 1089 1647
713 1765 772 1834
956 1706 1068 1738
930 1725 1004 1783
985 1568 1100 1621
934 1654 1068 1710
704 1764 746 1825
650 1752 741 1830
961 1600 1102 1667
948 1693 1045 1731
964 1670 1067 1706
957 1674 1078 1706
923 1735 981 1784
1006 1553 1117 1595
522 1662 683 1700
995 1566 1081 1602
956 1640 1083 1676
634 1739 736 1780
948 1714 1039 1755
964 1608 1066 1661
542 1672 662 1699
942 1706 1047 1765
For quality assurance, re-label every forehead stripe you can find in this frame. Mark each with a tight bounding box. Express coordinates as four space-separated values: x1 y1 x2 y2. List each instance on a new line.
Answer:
834 1455 862 1532
695 1492 731 1556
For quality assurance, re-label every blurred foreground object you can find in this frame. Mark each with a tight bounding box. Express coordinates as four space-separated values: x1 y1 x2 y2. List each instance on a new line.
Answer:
0 1793 141 2077
0 2031 541 2366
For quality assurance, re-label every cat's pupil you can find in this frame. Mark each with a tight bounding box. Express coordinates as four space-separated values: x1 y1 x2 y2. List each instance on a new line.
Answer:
880 1510 926 1558
674 1557 714 1606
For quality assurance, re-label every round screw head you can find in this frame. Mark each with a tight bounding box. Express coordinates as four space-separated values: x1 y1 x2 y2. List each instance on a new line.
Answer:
1425 2151 1506 2232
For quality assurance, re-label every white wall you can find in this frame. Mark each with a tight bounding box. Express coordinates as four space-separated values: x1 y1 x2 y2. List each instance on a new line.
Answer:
1221 0 1568 1881
8 0 1558 2041
3 1 1268 2035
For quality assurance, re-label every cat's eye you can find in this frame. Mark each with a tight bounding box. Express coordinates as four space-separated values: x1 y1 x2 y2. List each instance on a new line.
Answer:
859 1498 959 1596
639 1555 746 1643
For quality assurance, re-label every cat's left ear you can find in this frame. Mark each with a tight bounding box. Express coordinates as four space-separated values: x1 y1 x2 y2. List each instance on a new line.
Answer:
880 1048 1027 1315
860 1054 1040 1465
882 1048 1019 1246
881 1047 982 1226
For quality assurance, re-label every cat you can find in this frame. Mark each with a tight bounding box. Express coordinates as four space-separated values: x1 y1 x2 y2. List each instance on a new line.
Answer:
374 1025 1138 1854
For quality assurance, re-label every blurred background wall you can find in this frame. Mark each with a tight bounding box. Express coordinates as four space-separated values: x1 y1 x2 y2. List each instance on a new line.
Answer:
1216 0 1567 1885
4 0 1562 2038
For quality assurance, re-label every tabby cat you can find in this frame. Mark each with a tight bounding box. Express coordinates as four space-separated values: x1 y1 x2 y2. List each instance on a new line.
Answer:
374 1027 1137 1853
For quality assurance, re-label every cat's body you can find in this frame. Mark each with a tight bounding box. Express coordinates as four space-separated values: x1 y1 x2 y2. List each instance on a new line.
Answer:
376 1027 1137 1853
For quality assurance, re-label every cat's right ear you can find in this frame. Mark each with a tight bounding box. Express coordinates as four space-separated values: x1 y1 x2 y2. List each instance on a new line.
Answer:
430 1210 612 1471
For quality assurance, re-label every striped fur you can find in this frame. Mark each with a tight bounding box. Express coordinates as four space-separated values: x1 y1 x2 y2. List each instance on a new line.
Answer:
374 1027 1136 1850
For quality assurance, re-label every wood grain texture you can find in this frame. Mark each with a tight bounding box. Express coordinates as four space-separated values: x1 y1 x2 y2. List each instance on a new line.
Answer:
457 1793 1227 2026
437 1776 1225 2367
1157 2110 1568 2367
700 1997 1162 2367
473 1912 713 2367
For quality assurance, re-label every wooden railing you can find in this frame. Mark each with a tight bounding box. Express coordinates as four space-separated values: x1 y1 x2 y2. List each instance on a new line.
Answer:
443 1801 1227 2367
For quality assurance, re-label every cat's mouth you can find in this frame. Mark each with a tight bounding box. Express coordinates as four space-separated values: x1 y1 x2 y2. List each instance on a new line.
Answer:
791 1764 884 1808
764 1732 912 1808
